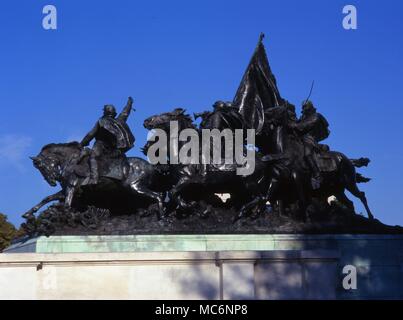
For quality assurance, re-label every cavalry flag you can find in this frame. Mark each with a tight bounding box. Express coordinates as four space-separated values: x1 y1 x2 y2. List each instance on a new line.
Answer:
233 33 283 134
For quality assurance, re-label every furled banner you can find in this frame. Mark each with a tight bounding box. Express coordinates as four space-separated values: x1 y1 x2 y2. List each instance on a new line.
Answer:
233 33 283 134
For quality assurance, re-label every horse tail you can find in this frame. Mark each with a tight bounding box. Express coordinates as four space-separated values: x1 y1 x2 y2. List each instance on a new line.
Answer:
356 172 371 184
339 153 374 219
350 157 370 168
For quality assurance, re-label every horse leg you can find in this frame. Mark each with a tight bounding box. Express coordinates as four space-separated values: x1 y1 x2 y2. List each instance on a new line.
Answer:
199 201 212 218
176 194 196 211
170 176 194 207
65 186 76 208
277 200 285 217
345 183 374 220
235 197 263 221
292 170 309 221
129 181 165 219
335 190 355 211
63 175 82 208
236 178 279 221
23 190 65 219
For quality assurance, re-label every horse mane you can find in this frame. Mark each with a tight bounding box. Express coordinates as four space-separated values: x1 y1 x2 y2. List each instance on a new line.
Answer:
41 141 81 153
159 108 196 129
174 109 197 128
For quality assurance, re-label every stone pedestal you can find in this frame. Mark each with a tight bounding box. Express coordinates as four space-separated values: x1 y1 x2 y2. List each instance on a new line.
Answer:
1 234 403 299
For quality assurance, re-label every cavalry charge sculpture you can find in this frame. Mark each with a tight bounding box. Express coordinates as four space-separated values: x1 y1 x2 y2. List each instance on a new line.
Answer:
22 34 381 236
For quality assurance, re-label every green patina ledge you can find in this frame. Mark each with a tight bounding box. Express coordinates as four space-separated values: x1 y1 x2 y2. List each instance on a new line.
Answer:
4 234 403 253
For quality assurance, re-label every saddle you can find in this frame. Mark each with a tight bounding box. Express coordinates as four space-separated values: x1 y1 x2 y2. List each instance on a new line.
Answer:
97 156 129 181
71 152 129 182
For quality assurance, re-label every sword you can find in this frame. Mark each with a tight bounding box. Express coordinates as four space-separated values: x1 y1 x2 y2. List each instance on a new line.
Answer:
303 80 315 105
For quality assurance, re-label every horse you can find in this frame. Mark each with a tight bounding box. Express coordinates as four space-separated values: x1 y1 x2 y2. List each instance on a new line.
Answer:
23 142 167 220
249 105 374 220
143 108 269 215
195 106 244 132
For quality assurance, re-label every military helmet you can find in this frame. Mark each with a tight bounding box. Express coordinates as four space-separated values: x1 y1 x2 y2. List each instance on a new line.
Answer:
213 100 226 109
103 104 117 117
302 100 316 112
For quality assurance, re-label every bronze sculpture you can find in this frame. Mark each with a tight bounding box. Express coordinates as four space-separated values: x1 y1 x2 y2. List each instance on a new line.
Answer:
21 33 384 236
290 100 330 189
80 97 135 184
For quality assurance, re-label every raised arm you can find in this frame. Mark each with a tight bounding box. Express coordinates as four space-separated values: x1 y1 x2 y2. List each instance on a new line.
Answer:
117 96 134 122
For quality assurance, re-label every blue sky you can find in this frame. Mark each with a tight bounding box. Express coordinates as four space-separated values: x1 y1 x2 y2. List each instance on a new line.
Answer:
0 0 402 227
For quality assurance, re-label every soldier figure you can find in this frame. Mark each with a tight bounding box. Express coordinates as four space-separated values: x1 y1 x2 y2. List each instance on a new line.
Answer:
290 100 330 189
80 96 135 184
284 101 297 123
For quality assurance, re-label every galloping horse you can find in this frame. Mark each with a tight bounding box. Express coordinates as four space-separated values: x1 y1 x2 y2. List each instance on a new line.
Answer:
143 108 268 213
23 142 167 219
251 105 374 220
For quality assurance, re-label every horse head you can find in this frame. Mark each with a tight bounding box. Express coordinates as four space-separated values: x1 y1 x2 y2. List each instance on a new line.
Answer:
31 142 82 187
144 108 196 132
142 108 197 158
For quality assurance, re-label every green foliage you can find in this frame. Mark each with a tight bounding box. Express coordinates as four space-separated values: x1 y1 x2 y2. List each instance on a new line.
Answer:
0 213 19 252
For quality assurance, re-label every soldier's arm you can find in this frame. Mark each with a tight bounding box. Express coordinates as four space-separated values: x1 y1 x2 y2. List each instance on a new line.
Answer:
80 122 99 146
295 115 318 133
118 96 134 122
194 111 210 120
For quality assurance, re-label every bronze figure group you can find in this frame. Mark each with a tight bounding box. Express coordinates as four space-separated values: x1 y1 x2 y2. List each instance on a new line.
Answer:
22 34 374 235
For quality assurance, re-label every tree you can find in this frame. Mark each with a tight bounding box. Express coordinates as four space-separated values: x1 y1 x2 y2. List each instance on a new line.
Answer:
0 213 18 252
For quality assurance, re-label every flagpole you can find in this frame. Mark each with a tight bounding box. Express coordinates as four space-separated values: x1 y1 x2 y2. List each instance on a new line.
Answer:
259 32 265 43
